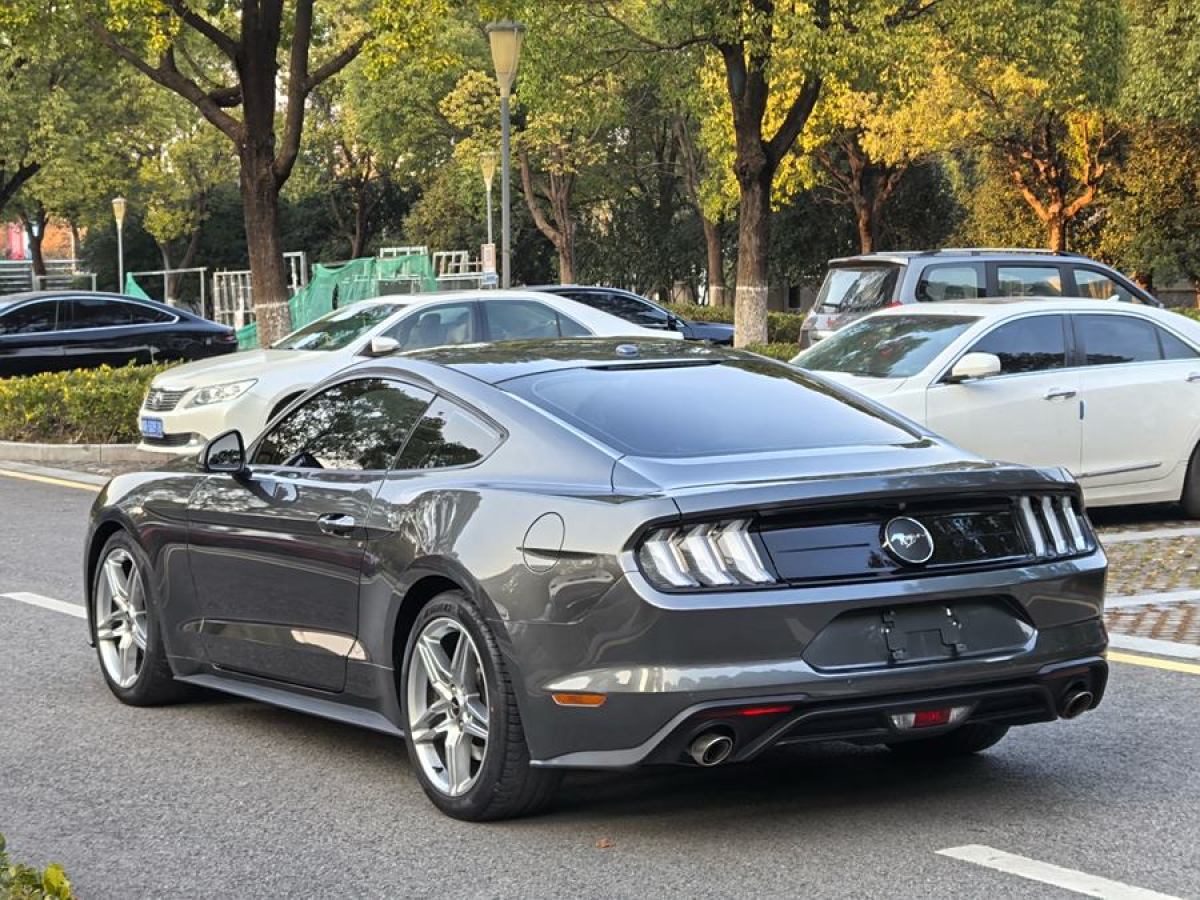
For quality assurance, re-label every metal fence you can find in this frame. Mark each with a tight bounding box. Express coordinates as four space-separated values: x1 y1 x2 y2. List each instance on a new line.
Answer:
0 259 97 295
128 267 208 313
211 251 309 328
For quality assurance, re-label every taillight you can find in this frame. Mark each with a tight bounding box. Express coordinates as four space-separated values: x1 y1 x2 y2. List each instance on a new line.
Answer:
1017 494 1095 558
638 519 776 590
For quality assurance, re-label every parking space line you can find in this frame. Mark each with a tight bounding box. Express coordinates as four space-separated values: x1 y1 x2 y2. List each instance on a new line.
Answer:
1 591 86 619
1108 650 1200 676
0 468 100 492
937 845 1181 899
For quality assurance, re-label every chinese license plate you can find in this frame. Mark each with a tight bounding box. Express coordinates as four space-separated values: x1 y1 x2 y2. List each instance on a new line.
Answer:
140 417 164 438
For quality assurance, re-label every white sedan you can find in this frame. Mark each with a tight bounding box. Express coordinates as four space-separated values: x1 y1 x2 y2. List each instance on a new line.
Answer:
793 299 1200 513
138 289 682 454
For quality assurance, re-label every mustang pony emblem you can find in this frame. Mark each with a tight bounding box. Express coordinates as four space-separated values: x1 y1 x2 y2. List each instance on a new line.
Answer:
882 516 935 565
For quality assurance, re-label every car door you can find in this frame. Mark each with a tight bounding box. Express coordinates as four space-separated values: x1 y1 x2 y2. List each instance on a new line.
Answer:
481 298 590 340
925 314 1082 471
0 299 63 375
58 295 148 369
187 376 434 691
1072 313 1200 489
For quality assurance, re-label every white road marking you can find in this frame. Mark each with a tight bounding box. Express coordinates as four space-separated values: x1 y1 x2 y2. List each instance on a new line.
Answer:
1 591 86 619
937 845 1182 899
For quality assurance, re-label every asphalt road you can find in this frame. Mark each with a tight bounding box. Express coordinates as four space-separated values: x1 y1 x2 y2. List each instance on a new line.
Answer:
1 472 1197 899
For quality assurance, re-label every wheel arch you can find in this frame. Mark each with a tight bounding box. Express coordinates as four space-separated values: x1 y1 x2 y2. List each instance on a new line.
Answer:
83 513 143 635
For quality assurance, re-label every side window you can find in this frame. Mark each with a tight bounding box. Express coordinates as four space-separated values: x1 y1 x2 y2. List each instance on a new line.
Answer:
0 301 58 335
580 292 669 328
968 315 1067 374
127 303 174 324
1072 268 1135 303
1076 315 1163 366
995 265 1064 297
65 297 134 329
384 303 475 351
395 398 503 470
254 378 434 470
1159 327 1200 360
484 300 586 340
915 265 984 302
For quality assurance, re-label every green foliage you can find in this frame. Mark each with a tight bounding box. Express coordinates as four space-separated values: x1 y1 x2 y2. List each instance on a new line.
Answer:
744 342 799 362
0 833 74 900
0 365 171 444
667 304 805 344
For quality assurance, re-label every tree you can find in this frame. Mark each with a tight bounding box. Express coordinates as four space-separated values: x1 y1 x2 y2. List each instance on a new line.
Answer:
75 1 373 343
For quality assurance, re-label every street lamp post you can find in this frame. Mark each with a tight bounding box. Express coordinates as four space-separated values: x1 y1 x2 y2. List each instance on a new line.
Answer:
112 197 127 293
486 21 525 289
480 150 498 247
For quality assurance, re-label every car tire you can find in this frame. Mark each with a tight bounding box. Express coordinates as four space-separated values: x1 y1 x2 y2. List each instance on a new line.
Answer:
885 723 1009 758
90 531 190 706
1180 443 1200 519
400 590 560 821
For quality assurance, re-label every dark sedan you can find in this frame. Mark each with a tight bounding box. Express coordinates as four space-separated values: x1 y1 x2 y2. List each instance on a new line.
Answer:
85 339 1107 821
530 284 734 344
0 291 237 376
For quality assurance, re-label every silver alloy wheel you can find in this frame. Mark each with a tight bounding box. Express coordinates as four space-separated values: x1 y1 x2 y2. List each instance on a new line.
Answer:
406 616 490 797
94 547 148 689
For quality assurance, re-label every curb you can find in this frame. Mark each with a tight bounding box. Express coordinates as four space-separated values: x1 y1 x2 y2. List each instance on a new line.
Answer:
0 461 110 487
0 440 160 465
1108 633 1200 661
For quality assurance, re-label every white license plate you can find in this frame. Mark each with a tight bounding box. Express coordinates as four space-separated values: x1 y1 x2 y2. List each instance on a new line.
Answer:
140 417 164 438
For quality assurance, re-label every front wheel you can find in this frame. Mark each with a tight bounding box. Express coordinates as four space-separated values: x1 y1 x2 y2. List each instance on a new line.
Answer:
400 590 560 821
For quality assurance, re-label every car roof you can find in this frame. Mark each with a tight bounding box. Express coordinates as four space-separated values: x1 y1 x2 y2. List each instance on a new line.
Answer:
0 290 168 308
358 289 581 307
867 298 1184 321
828 249 1094 266
397 337 750 384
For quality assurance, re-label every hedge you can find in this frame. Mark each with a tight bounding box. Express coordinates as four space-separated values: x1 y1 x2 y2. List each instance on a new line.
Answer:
744 342 800 361
667 303 806 344
1 833 74 899
0 364 170 444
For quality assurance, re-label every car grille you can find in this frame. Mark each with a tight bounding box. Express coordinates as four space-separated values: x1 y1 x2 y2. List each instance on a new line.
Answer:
141 432 195 448
144 388 188 412
754 493 1093 587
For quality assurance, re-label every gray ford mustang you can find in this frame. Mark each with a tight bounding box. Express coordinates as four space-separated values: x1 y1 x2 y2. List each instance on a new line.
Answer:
84 339 1108 820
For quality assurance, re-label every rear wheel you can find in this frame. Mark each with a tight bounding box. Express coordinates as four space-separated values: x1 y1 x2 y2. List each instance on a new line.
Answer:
401 590 560 821
1181 442 1200 519
886 723 1009 759
91 532 189 706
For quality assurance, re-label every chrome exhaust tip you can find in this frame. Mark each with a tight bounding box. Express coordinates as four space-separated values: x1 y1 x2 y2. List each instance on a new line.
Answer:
689 731 734 767
1060 689 1094 719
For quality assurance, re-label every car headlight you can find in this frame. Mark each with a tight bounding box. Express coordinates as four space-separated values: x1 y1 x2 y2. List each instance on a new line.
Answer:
185 379 257 407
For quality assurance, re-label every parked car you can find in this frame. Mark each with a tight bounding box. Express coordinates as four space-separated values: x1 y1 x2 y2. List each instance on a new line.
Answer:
530 284 734 344
799 249 1161 348
0 291 237 377
794 299 1200 513
88 337 1107 821
137 290 683 453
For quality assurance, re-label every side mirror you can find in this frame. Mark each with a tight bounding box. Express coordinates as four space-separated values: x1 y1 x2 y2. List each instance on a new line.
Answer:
946 351 1002 383
202 429 246 474
366 335 400 357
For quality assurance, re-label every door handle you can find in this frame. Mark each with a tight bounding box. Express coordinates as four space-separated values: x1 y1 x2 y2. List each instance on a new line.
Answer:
1043 388 1077 401
317 513 357 537
1187 372 1200 383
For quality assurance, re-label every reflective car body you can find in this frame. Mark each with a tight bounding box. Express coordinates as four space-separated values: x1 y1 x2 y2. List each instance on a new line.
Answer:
86 339 1107 814
0 291 236 376
530 285 735 344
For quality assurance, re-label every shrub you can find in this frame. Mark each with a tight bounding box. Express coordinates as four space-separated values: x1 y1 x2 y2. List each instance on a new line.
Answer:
1175 307 1200 323
744 342 799 361
666 303 807 343
0 364 172 444
0 833 74 899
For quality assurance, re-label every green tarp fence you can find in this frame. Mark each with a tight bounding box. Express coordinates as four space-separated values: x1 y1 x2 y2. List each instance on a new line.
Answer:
123 273 154 301
234 255 437 349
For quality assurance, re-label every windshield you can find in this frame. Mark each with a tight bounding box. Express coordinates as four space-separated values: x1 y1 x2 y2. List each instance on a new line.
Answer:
815 265 901 313
272 303 407 351
504 360 915 458
795 314 977 378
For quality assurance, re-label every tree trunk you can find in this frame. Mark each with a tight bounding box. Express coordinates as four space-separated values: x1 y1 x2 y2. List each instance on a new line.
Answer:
733 167 772 347
240 147 291 344
350 182 369 259
1047 215 1067 252
557 240 575 284
22 209 47 277
855 201 876 255
703 218 727 307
